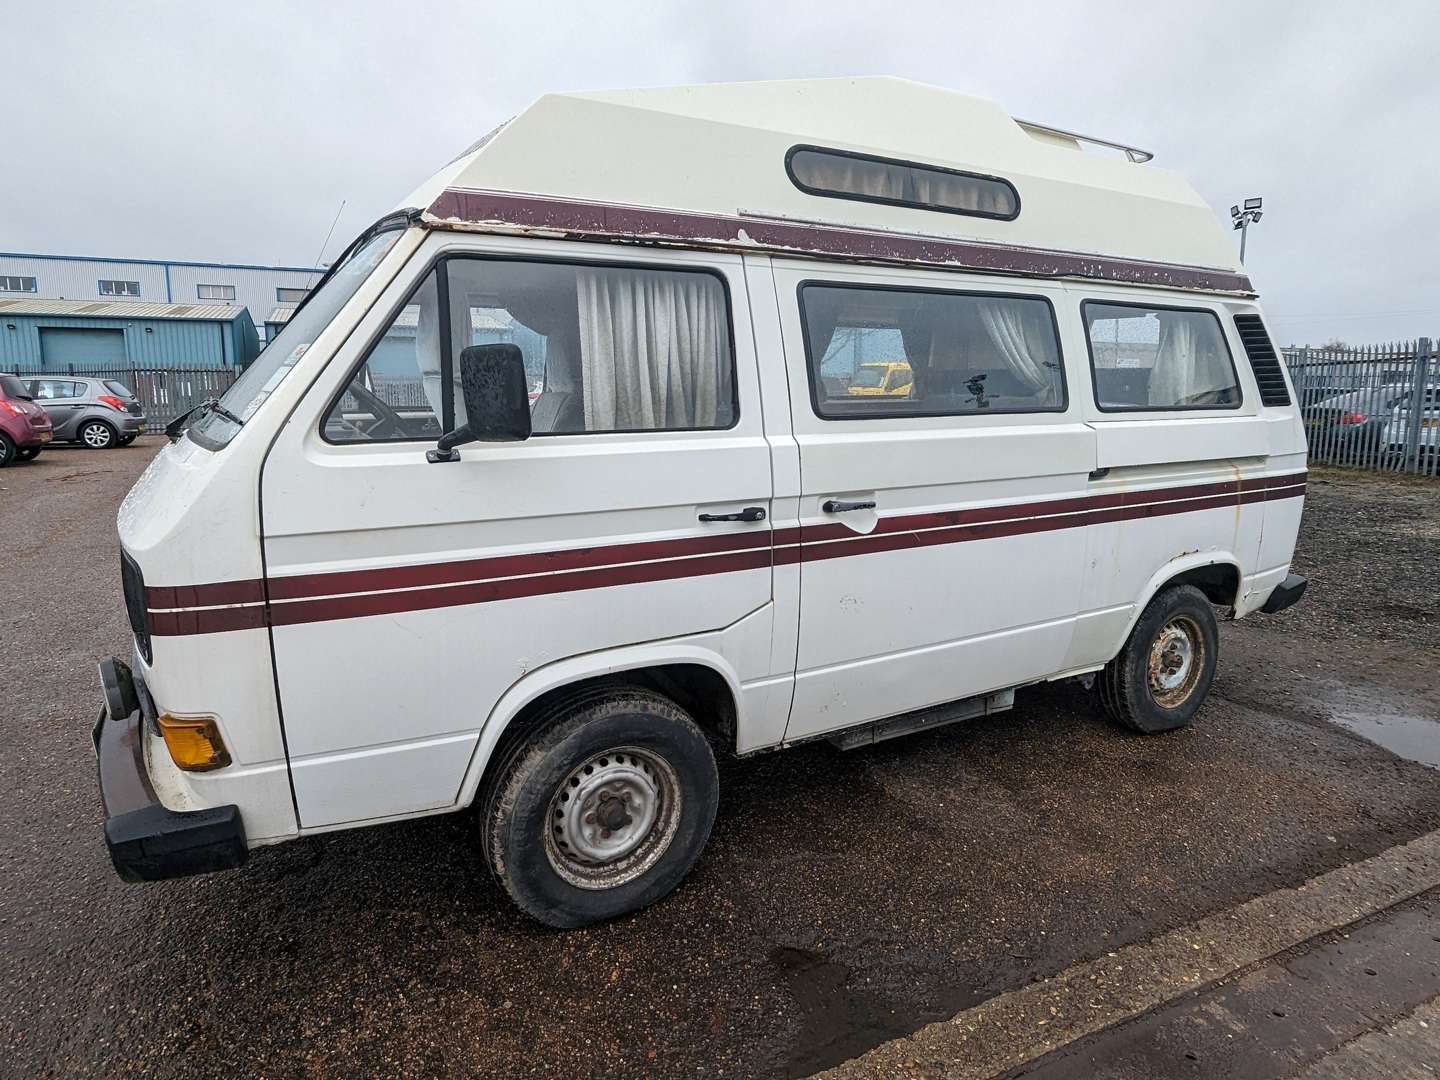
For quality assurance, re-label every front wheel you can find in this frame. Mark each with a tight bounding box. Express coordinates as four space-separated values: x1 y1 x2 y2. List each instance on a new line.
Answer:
15 446 40 461
1099 584 1218 734
479 687 719 928
117 434 136 447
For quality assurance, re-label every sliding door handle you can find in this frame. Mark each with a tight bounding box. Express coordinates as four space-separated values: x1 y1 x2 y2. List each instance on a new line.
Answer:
822 499 876 514
698 506 767 523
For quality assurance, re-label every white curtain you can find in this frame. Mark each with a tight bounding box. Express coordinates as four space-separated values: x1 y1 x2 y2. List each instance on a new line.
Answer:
799 152 1011 215
910 171 1009 215
577 269 730 430
1149 314 1234 406
799 155 905 199
975 299 1059 402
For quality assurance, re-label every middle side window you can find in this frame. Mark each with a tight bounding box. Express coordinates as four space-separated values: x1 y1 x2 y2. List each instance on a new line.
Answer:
799 283 1066 419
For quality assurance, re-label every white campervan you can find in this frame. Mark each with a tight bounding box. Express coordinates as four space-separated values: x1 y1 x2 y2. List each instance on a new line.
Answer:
94 78 1307 927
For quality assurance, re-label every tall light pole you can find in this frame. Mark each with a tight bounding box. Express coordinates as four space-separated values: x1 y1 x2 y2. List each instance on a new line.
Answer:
1231 197 1263 263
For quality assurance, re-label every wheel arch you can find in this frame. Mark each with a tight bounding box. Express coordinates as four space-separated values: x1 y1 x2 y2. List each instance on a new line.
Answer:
1110 552 1241 661
455 643 744 811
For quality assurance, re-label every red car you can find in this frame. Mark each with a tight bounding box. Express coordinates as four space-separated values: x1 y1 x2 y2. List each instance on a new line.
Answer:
0 373 54 466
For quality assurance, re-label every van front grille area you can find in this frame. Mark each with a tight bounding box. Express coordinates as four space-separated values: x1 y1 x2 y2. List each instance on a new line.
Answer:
121 550 152 665
1234 314 1292 407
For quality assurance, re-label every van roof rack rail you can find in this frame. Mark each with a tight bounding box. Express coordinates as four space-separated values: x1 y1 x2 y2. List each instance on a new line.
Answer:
1015 118 1154 163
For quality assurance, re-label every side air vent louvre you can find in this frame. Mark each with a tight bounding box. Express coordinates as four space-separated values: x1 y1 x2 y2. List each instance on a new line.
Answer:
1233 314 1291 407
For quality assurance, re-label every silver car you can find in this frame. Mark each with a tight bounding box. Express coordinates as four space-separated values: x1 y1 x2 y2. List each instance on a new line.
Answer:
24 376 148 449
1382 385 1440 464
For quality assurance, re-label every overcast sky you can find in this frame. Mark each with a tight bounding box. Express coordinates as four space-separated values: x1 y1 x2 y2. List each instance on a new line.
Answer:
5 1 1437 346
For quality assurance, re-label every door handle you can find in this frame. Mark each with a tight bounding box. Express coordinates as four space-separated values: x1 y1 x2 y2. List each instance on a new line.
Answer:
822 499 876 514
698 506 766 523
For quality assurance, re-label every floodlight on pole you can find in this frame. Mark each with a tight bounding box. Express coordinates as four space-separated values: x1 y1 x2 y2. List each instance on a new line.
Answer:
1231 196 1263 263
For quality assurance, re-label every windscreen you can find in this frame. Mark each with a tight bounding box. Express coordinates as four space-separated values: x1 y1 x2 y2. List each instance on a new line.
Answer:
190 227 404 449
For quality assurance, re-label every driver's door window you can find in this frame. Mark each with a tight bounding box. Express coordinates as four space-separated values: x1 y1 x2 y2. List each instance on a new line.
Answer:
323 269 443 443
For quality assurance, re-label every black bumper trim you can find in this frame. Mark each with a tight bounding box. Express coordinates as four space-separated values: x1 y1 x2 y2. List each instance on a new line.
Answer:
94 657 247 883
1260 573 1308 614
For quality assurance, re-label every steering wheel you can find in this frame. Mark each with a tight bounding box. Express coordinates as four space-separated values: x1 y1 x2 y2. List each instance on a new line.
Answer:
339 381 407 440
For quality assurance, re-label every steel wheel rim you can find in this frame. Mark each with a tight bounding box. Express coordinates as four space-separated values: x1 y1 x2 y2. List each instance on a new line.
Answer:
544 746 682 891
1148 615 1204 709
83 424 111 448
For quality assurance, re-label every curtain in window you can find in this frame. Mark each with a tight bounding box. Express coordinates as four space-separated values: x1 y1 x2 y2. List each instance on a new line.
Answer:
576 269 730 430
1149 314 1233 406
975 299 1059 402
909 171 1008 215
798 155 907 199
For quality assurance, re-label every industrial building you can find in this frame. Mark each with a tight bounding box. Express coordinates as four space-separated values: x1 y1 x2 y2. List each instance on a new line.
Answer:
0 297 259 372
0 251 322 343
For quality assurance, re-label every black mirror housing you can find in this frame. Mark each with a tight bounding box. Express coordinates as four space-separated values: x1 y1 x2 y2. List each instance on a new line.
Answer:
430 344 531 461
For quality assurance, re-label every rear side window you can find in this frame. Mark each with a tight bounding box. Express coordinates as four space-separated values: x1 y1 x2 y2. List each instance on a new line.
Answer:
103 380 133 397
325 258 737 442
787 146 1019 221
799 284 1065 419
1084 302 1241 411
27 379 83 400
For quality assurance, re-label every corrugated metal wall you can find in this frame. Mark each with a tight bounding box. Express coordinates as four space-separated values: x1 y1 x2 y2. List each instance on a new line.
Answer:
0 314 257 370
0 254 320 341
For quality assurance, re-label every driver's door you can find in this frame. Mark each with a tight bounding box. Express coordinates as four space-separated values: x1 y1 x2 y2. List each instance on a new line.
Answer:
260 240 775 830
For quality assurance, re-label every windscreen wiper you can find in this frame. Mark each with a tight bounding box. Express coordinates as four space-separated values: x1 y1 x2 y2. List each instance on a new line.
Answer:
164 396 245 441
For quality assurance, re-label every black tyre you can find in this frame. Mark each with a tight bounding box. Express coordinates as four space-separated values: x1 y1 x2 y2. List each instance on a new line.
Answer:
15 446 40 461
117 434 136 447
78 419 117 449
0 432 14 467
1099 584 1218 734
480 686 719 928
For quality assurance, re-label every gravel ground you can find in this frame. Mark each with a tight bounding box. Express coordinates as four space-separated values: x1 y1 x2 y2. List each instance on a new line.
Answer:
1 446 1437 1079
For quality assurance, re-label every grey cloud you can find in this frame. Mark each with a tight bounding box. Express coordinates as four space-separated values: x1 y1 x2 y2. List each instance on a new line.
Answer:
4 0 1436 344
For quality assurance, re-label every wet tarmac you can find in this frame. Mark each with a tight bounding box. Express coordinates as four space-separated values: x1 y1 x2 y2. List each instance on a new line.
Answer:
1 446 1437 1078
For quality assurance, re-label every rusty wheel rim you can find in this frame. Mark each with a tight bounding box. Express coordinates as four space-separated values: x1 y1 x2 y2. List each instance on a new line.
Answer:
1148 615 1204 709
544 746 682 891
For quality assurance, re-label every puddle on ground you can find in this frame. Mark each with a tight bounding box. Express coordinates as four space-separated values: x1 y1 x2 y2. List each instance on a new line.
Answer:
1330 711 1440 769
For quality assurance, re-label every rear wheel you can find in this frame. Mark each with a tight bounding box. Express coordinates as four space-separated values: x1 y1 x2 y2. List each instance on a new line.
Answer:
117 434 136 447
479 687 719 928
1099 584 1218 734
0 433 15 467
15 446 40 461
78 420 117 449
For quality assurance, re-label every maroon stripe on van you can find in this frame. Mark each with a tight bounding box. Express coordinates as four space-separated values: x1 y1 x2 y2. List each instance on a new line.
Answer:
265 528 772 601
143 473 1306 635
146 578 266 609
425 189 1256 296
267 548 772 628
801 489 1258 563
148 604 268 637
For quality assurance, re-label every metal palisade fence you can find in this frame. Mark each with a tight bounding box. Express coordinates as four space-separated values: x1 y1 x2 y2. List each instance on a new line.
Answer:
1283 338 1438 478
7 363 240 427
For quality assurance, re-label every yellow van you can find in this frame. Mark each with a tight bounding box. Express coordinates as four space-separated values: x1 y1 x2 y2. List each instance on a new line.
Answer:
847 360 913 396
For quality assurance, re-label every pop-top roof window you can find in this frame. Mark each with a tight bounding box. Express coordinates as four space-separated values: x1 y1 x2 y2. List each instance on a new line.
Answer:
786 145 1019 221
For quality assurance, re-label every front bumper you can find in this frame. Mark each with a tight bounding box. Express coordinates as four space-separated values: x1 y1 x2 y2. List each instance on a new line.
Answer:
1260 573 1308 614
93 657 246 882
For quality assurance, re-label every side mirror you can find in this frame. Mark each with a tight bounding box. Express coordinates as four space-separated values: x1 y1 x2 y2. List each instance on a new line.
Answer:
427 344 532 463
